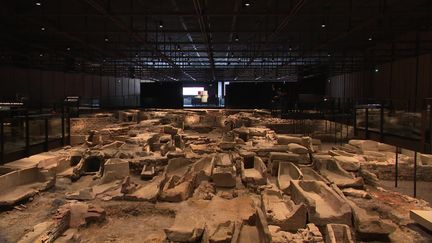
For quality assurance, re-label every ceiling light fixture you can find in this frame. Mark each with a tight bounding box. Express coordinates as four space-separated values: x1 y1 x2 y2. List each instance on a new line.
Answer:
39 53 43 57
234 34 239 42
104 37 109 42
36 2 41 6
244 1 251 7
66 47 71 51
159 21 164 28
41 27 45 31
288 45 292 51
327 53 331 57
368 37 372 41
374 68 379 73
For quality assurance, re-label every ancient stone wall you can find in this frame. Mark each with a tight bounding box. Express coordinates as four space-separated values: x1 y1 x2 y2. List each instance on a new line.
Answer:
71 117 117 135
361 163 432 181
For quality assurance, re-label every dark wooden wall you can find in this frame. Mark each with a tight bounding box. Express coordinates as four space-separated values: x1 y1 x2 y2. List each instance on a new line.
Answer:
0 66 141 108
327 30 432 110
327 53 432 110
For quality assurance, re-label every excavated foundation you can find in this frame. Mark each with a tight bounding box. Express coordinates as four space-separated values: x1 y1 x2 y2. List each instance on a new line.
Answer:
0 109 431 242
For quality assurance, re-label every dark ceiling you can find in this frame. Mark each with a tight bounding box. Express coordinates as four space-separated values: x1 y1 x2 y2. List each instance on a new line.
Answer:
1 0 432 82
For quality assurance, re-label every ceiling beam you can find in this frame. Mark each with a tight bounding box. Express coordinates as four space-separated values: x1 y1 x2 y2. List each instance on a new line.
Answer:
82 0 196 81
192 0 216 80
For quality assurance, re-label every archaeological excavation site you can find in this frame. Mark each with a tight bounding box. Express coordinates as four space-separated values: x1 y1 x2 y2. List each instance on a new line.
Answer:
1 0 432 242
0 109 431 242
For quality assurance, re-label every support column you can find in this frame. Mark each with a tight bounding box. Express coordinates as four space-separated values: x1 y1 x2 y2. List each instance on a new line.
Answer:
413 151 417 198
61 106 65 146
380 104 384 142
44 118 49 152
395 147 399 188
25 112 30 156
365 108 369 139
67 107 71 145
0 119 4 164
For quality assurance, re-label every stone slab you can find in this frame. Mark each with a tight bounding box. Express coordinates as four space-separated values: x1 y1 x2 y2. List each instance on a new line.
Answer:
410 210 432 231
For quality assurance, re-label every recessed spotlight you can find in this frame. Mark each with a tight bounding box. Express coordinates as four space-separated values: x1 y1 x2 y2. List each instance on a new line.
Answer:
159 21 164 28
327 53 331 57
244 1 251 7
368 37 372 41
288 45 292 51
234 34 239 42
39 53 43 57
321 23 326 28
36 2 41 6
374 68 379 72
41 27 45 31
104 37 109 42
66 47 71 51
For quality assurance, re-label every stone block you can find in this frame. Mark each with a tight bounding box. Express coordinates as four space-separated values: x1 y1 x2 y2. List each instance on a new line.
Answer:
212 166 236 188
410 210 432 231
101 158 129 183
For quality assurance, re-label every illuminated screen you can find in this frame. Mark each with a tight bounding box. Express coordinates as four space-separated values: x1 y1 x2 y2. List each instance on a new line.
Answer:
183 87 204 96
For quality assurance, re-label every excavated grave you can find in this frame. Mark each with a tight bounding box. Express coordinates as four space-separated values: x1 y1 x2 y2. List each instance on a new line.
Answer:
325 224 355 243
261 188 307 231
317 158 364 189
277 162 303 193
289 180 352 226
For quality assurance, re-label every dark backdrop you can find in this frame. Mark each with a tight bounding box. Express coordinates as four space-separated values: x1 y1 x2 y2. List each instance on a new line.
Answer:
140 77 326 109
140 82 183 108
225 77 326 109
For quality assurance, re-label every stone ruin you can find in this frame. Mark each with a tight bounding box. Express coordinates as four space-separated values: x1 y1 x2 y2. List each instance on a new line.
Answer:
0 109 431 242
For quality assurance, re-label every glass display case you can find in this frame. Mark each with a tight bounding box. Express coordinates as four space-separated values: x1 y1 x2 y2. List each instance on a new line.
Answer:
0 105 70 164
355 102 422 141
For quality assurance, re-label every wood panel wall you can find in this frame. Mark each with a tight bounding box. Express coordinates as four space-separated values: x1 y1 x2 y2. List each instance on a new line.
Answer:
327 53 432 110
0 66 141 108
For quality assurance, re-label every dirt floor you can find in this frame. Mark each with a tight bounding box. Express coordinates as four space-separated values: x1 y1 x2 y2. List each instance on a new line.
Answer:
380 180 432 205
0 173 176 243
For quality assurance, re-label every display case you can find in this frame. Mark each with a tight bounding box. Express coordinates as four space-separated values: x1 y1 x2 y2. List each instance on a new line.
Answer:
0 105 70 164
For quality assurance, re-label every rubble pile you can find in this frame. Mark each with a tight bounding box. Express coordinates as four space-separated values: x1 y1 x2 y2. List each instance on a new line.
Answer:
0 109 431 242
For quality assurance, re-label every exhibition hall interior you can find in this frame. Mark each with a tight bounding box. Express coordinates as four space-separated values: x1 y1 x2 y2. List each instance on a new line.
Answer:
1 0 432 242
